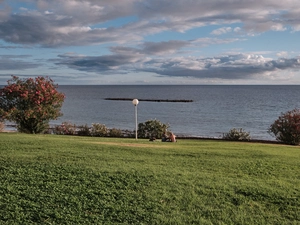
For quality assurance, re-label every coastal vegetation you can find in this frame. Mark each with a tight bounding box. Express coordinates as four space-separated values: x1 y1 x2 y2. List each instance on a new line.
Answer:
137 119 170 139
0 76 65 134
0 133 299 224
52 119 170 139
223 128 251 141
268 108 300 145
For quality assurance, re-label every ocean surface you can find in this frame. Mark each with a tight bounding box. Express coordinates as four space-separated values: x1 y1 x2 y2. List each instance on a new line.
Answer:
51 85 300 140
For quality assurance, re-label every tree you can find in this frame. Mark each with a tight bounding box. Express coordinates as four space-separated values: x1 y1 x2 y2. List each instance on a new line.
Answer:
138 119 169 139
268 108 300 145
0 76 65 134
223 128 250 141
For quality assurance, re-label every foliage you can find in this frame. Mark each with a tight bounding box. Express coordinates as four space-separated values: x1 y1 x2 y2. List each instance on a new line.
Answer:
223 128 251 141
90 123 108 137
268 108 300 145
54 121 77 135
0 133 299 224
109 128 123 137
138 119 169 138
77 124 91 136
0 76 65 133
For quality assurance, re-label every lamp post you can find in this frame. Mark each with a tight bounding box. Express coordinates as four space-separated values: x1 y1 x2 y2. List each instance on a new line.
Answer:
132 99 139 140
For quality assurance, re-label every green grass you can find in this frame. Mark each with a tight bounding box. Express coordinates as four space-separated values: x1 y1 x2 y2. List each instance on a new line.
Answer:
0 133 299 224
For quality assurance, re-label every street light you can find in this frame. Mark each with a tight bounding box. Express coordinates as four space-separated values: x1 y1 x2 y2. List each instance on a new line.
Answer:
132 99 139 140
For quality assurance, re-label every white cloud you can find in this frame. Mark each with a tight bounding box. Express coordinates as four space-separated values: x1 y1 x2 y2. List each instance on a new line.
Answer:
234 27 241 32
276 51 289 58
211 27 232 35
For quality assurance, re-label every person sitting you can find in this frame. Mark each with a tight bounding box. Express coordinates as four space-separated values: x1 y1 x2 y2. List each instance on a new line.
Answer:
169 132 176 142
161 132 169 142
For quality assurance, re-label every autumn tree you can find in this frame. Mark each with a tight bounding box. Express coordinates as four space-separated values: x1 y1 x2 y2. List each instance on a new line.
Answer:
268 108 300 145
0 76 65 133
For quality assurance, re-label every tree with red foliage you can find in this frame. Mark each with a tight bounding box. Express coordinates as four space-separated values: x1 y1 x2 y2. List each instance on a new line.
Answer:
268 108 300 145
0 76 65 133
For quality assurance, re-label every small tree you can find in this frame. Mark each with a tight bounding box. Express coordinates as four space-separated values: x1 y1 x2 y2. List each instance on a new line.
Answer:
90 123 108 137
0 76 65 134
268 108 300 145
223 128 250 141
138 119 169 139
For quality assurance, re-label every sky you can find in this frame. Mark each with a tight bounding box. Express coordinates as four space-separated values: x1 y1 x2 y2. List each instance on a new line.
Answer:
0 0 300 85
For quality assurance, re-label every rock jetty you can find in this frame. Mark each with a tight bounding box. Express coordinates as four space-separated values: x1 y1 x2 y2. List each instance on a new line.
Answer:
104 98 193 102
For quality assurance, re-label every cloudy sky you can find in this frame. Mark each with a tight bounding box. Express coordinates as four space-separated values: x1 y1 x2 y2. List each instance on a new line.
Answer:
0 0 300 85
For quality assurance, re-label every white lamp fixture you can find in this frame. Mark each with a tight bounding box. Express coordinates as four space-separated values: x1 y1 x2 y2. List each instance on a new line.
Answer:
132 99 139 139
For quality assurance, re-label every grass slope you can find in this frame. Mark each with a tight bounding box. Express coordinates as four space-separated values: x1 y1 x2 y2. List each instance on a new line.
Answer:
0 133 299 224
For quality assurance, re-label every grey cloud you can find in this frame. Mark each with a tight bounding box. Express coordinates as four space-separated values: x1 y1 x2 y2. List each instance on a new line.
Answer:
146 55 300 79
36 0 135 25
56 51 143 72
0 13 55 45
1 0 300 47
0 1 10 22
136 0 300 32
55 52 300 80
110 40 189 55
0 55 39 70
0 12 143 47
142 41 189 55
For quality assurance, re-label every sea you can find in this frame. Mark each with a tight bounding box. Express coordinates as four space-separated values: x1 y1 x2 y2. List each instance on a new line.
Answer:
48 85 300 141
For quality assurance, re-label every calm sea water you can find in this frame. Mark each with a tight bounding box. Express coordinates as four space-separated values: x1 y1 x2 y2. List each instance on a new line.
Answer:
54 85 300 140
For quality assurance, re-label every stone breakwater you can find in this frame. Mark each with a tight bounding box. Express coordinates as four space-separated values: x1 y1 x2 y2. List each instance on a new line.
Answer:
104 98 193 102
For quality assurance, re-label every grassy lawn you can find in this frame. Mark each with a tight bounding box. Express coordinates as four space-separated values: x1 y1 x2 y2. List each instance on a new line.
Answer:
0 133 299 224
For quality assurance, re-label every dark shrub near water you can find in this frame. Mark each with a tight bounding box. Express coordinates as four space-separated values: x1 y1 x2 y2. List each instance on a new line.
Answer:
269 108 300 145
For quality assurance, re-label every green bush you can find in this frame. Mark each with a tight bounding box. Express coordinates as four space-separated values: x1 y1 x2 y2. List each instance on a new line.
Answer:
77 124 91 136
138 119 169 139
223 128 250 141
268 108 300 145
109 128 123 137
90 123 108 137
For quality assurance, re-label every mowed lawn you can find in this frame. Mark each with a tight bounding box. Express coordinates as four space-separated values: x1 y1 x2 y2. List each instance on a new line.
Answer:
0 133 299 224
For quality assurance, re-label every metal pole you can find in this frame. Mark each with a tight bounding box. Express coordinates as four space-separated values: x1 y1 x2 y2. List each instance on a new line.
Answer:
135 104 138 140
132 99 139 140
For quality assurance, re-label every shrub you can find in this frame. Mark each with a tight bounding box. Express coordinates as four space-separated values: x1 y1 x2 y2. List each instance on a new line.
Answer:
138 119 169 139
0 76 65 133
223 128 250 141
77 124 91 136
54 122 77 135
90 123 108 137
268 108 300 145
109 128 123 137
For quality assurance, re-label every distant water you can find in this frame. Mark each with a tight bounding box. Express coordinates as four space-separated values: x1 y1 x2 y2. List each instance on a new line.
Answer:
52 85 300 140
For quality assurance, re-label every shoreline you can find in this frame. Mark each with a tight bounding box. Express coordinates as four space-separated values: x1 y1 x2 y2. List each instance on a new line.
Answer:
1 126 279 144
